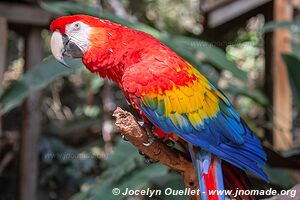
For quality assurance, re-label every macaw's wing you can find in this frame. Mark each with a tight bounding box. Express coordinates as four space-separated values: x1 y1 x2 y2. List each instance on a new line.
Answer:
122 60 268 182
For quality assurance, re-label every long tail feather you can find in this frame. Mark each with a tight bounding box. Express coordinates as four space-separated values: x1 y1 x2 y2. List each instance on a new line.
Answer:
222 161 258 200
188 143 225 200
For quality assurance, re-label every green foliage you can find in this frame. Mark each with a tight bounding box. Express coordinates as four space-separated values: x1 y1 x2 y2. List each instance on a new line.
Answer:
282 54 300 111
150 173 188 200
39 137 101 198
71 140 170 200
224 84 269 107
263 16 300 112
143 0 201 35
265 167 296 189
262 15 300 34
171 36 248 81
262 21 294 33
0 57 82 115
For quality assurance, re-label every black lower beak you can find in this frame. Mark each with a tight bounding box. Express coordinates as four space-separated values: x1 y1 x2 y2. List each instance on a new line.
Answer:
64 40 84 58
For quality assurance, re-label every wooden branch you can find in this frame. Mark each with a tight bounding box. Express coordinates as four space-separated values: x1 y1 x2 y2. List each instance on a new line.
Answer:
113 107 200 200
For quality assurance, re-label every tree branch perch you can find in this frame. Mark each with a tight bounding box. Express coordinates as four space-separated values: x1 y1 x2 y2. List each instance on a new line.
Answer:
113 107 200 200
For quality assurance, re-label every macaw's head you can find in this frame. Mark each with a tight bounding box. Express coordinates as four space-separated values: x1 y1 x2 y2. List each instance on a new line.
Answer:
50 15 112 67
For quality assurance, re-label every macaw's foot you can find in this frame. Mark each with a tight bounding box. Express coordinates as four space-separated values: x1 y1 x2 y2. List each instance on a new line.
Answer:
137 121 145 127
138 120 156 147
144 156 159 164
121 134 128 141
143 136 155 147
165 138 175 148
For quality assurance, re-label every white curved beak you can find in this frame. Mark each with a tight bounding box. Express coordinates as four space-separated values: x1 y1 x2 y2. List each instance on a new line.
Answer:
50 31 69 67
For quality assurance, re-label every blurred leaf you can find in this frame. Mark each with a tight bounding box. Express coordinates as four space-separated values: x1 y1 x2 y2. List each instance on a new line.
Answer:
41 1 160 37
42 1 245 81
0 57 82 115
265 146 300 170
73 164 168 200
291 41 300 58
263 146 300 189
282 54 300 111
105 139 141 166
90 77 104 94
265 167 296 189
282 148 300 160
44 118 101 138
262 21 293 33
172 36 248 81
150 173 187 200
224 84 269 107
261 17 300 33
71 140 169 200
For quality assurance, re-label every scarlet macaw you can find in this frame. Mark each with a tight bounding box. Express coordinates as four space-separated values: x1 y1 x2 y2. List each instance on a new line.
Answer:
50 15 268 200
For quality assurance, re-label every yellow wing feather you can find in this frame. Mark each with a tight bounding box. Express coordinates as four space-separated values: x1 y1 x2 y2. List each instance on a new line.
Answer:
142 65 220 128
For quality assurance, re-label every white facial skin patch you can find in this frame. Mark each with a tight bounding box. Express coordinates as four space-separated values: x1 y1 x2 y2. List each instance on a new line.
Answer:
65 21 91 54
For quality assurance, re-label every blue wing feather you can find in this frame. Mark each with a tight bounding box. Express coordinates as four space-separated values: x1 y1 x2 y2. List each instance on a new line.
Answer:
139 89 269 182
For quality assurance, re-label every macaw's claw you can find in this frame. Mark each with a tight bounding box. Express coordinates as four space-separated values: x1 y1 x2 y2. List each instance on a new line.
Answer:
139 151 158 164
121 134 128 141
142 136 155 147
138 121 145 127
144 156 159 164
140 121 156 147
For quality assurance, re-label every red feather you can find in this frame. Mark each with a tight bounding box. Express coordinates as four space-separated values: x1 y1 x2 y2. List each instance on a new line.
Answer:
222 161 257 200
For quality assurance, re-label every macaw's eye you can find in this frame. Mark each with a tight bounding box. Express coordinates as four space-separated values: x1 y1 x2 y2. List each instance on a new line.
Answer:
74 23 80 30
